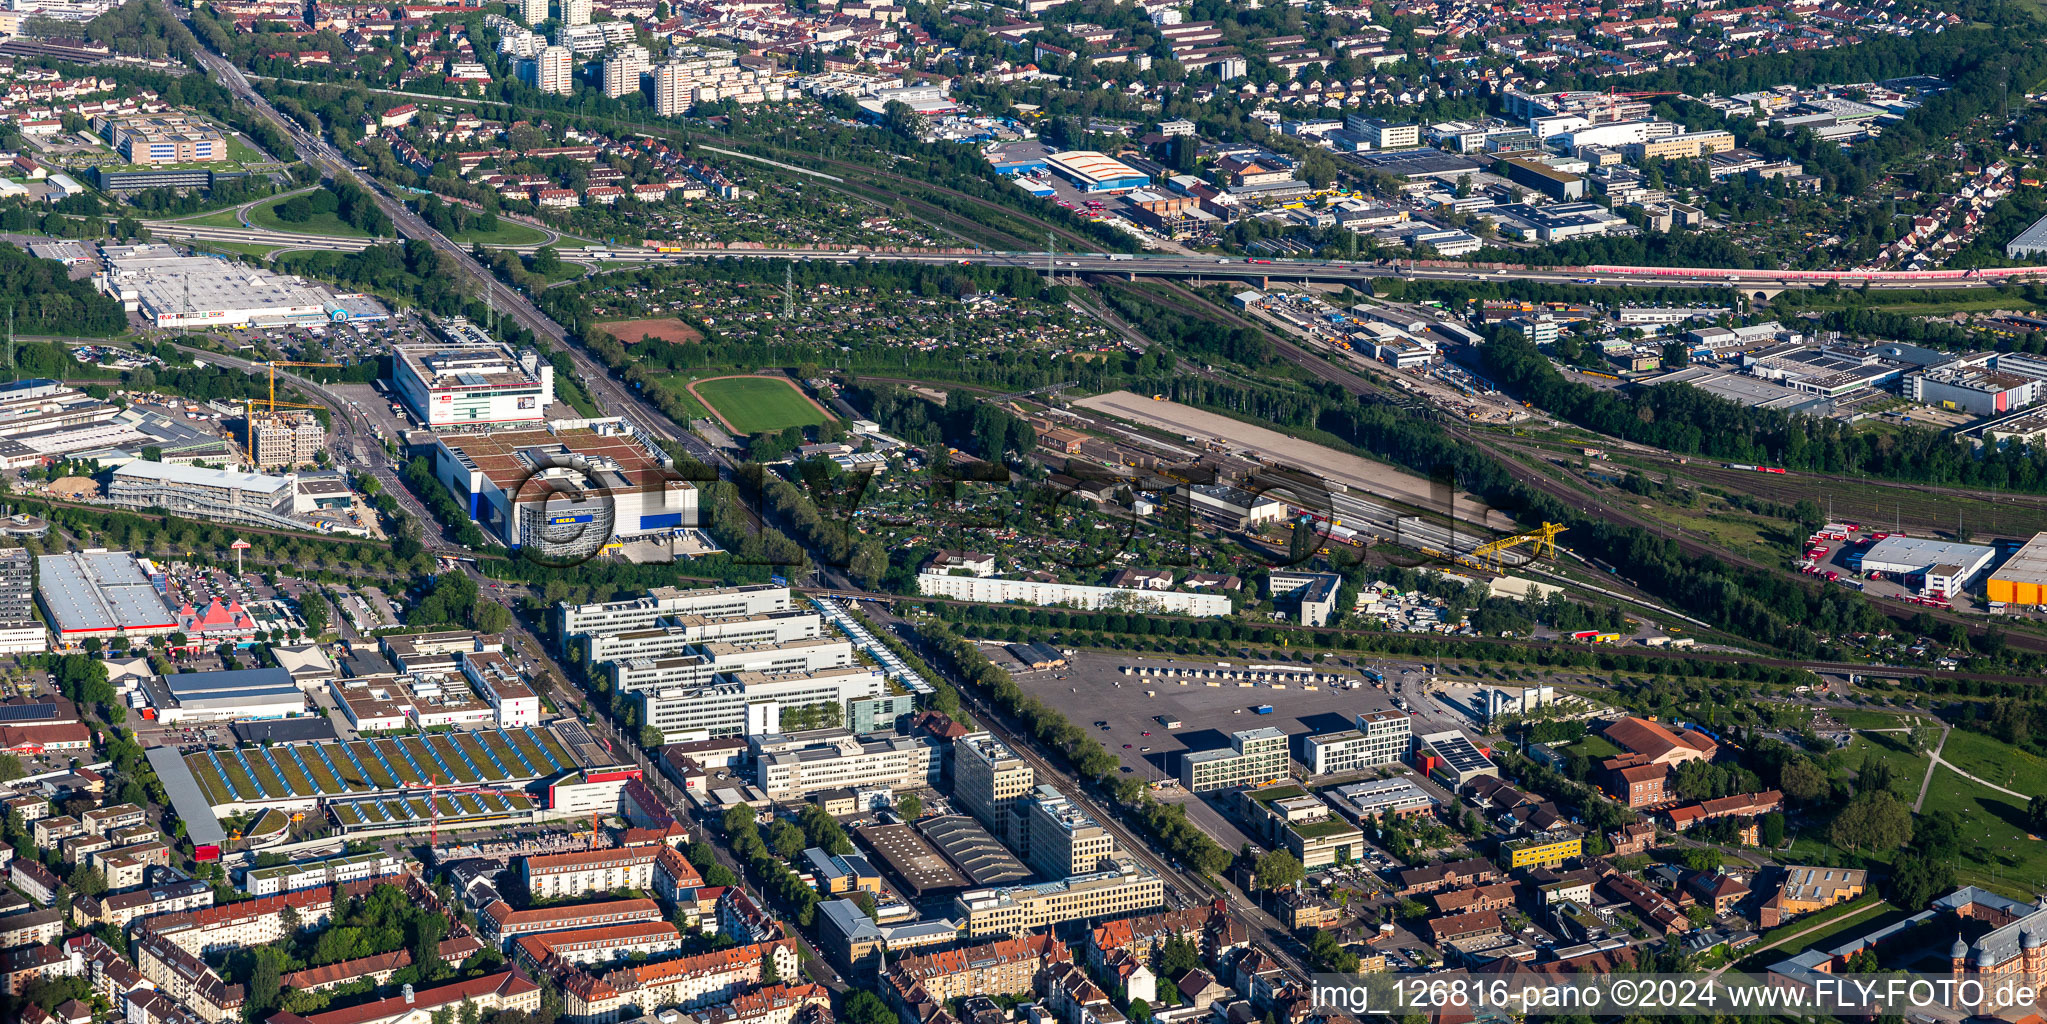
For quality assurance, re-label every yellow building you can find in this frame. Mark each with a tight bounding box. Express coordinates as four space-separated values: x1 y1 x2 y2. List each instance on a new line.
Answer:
1501 830 1583 870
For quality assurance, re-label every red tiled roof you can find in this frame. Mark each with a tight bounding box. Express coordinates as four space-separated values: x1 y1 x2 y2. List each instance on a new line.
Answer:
274 971 537 1024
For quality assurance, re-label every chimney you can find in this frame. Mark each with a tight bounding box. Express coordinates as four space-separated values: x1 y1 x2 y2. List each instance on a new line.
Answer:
403 984 415 1005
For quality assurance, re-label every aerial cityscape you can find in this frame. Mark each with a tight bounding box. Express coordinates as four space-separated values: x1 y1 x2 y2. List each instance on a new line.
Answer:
0 1 2046 1024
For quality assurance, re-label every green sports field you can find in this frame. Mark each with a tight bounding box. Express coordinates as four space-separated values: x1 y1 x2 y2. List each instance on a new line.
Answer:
694 376 831 434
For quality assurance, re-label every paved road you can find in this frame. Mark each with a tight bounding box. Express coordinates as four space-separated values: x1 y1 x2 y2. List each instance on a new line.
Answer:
166 0 723 477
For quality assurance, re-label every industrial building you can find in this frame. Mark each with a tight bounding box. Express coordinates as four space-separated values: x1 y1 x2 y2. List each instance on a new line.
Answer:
1988 532 2047 607
393 330 557 429
1181 727 1289 793
106 461 310 530
1043 151 1152 193
36 551 178 644
1848 536 1997 598
2007 212 2047 259
1412 729 1499 790
429 418 695 558
1906 365 2041 416
143 666 308 724
95 252 374 329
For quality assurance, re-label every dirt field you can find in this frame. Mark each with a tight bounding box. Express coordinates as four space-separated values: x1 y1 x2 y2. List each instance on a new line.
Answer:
594 319 705 345
49 477 99 499
1074 391 1509 529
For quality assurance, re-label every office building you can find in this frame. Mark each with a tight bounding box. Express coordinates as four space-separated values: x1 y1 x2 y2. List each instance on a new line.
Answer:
1022 785 1117 879
561 585 790 639
1501 828 1583 869
614 637 853 693
96 114 225 165
431 419 695 559
584 609 822 666
393 333 556 428
952 865 1164 937
1344 116 1420 149
1301 710 1411 776
954 732 1034 847
1267 570 1341 626
246 411 325 470
602 44 648 99
638 665 886 743
1180 727 1289 793
517 46 574 95
751 729 941 800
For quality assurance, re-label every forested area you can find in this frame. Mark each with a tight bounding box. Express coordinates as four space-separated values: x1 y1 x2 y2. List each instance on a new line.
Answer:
1482 332 2047 493
1101 283 1270 365
0 244 126 336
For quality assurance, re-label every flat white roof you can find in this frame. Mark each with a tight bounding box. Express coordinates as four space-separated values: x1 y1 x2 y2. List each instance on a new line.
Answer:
1046 150 1147 184
1857 535 1995 574
113 460 293 494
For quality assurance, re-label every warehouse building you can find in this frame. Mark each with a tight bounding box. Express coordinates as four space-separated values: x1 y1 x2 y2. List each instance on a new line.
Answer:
95 252 365 329
36 551 178 644
1044 151 1152 193
430 418 696 559
1907 365 2041 417
394 328 557 429
1848 535 1997 597
1988 532 2047 607
2008 213 2047 260
916 573 1231 616
144 666 307 724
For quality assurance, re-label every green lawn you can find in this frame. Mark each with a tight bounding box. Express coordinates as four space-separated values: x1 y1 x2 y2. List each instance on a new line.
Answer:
1834 732 1929 800
184 207 252 228
247 193 372 238
1931 767 2047 899
1736 897 1897 968
651 378 714 421
695 376 831 434
1829 709 1914 730
1940 728 2047 795
453 220 549 246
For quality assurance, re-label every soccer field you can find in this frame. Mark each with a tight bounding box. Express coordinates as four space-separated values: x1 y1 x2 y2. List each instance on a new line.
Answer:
692 376 832 434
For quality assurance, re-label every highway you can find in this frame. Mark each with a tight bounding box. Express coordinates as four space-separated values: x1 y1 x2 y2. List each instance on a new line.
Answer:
164 0 725 472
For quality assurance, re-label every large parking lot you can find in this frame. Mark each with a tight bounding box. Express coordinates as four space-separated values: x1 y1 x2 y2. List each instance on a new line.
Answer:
999 650 1463 783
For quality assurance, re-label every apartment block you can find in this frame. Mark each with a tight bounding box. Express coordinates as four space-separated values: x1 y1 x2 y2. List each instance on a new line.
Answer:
523 845 661 900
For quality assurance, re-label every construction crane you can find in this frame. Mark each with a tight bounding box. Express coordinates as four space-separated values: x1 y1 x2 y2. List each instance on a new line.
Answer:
1461 522 1567 574
258 360 341 414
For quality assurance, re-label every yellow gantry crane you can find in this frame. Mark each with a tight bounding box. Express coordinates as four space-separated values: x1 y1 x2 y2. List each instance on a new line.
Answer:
258 360 342 413
1462 522 1568 574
